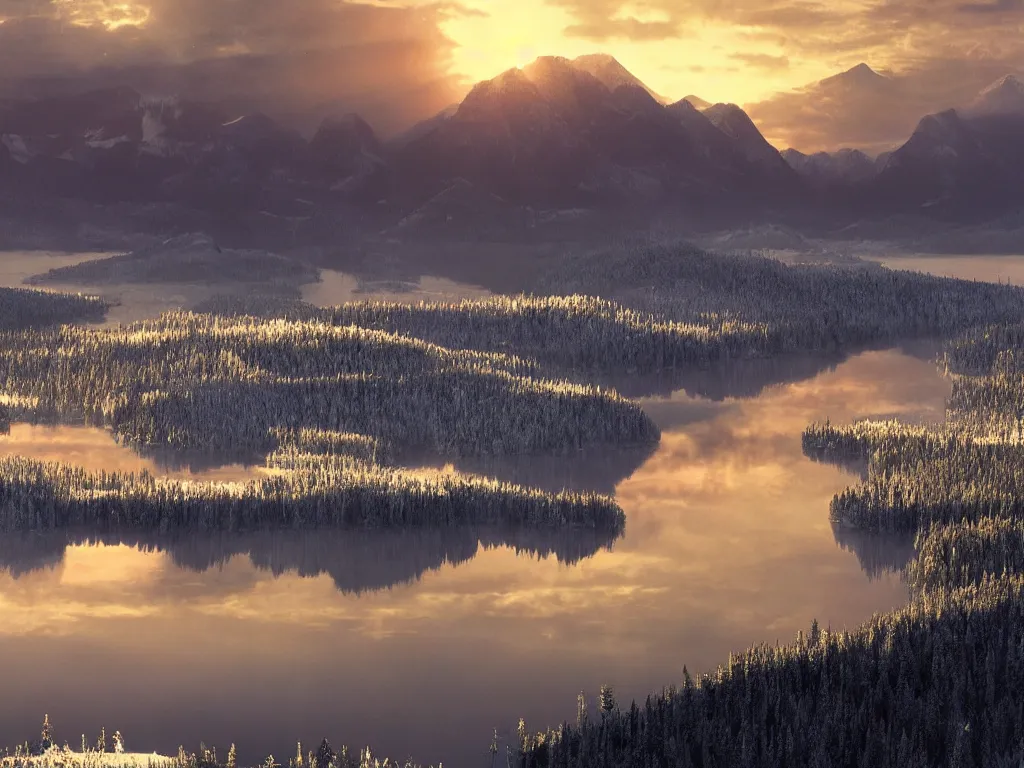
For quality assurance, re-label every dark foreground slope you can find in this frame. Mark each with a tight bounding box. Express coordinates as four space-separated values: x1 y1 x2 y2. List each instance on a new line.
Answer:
518 576 1024 768
515 319 1024 768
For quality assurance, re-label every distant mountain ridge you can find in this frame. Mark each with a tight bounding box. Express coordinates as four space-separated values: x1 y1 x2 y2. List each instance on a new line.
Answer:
3 57 1024 233
817 62 892 92
967 75 1024 117
682 95 711 110
781 148 878 187
864 106 1024 218
569 54 671 104
371 55 802 209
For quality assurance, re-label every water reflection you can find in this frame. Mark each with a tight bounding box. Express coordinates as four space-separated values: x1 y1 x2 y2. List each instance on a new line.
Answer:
0 250 111 289
831 527 917 582
0 423 652 499
608 352 853 401
302 269 491 308
0 347 951 768
0 526 617 594
402 443 658 496
0 424 263 483
608 338 942 402
866 253 1024 285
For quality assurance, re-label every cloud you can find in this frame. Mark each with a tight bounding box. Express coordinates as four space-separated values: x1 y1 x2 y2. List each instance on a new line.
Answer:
549 0 1024 77
957 0 1023 12
0 0 465 136
564 17 680 41
746 59 1021 153
732 52 790 71
5 0 1024 148
635 0 1024 151
547 0 689 41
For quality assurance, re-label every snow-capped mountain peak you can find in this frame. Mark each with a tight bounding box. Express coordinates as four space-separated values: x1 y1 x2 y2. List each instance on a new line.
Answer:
969 74 1024 116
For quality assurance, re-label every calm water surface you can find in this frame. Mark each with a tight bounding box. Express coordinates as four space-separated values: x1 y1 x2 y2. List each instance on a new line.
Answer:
0 252 1012 765
0 348 949 767
865 253 1024 284
301 270 492 307
0 252 493 327
0 424 264 483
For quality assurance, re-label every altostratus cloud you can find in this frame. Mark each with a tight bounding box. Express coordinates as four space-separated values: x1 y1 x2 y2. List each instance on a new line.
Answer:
0 0 468 135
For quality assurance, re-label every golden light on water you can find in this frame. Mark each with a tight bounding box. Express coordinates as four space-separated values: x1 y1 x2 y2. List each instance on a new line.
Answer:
0 424 263 482
0 348 945 644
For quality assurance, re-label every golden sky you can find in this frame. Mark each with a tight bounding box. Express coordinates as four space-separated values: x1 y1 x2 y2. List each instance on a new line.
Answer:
1 0 1022 148
5 0 903 103
438 0 825 105
436 0 1024 149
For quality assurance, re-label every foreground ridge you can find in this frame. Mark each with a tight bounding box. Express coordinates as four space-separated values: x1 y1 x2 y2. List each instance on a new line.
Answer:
515 319 1024 767
516 574 1024 767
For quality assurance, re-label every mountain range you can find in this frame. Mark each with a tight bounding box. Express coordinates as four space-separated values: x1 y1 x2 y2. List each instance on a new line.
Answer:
2 55 1024 243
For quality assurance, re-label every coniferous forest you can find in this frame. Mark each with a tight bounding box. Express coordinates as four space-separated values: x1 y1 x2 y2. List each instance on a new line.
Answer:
7 252 1024 766
512 321 1024 767
10 1 1024 758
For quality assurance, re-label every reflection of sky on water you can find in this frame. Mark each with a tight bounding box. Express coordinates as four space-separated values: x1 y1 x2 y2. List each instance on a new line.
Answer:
0 348 951 768
865 254 1024 286
0 252 494 329
301 270 492 308
0 424 263 483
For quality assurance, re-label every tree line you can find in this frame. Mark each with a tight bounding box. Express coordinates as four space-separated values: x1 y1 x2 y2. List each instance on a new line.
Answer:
515 318 1024 767
0 312 659 456
0 285 107 331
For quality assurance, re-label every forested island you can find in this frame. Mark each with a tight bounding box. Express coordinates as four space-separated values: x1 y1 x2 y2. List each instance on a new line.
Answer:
511 321 1024 767
5 245 1024 766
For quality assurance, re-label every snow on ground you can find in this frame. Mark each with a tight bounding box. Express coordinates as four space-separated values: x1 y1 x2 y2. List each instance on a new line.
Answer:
1 750 174 768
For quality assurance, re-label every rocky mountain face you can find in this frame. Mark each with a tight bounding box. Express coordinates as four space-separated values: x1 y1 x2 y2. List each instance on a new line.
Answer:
861 107 1024 219
0 55 807 217
307 113 390 201
782 148 878 187
0 87 380 214
703 103 795 174
390 56 806 212
779 72 1024 220
569 54 670 104
967 75 1024 117
4 57 1024 234
682 96 711 110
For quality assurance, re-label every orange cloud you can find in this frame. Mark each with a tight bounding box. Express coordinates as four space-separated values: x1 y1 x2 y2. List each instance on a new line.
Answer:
0 0 464 136
3 0 1024 147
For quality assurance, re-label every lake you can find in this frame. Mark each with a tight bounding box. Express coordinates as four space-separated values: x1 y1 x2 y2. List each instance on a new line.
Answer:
301 270 492 307
0 251 1002 767
0 346 947 767
0 251 494 327
0 424 264 483
865 253 1024 285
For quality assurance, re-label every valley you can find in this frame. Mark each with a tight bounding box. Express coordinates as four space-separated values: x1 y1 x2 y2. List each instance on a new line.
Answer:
3 15 1024 765
1 247 1022 766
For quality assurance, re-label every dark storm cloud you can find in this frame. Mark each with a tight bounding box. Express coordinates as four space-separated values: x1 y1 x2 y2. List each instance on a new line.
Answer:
0 0 466 136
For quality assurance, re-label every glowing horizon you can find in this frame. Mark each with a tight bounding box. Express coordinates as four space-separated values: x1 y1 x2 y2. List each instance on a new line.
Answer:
3 0 1022 150
50 0 875 108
